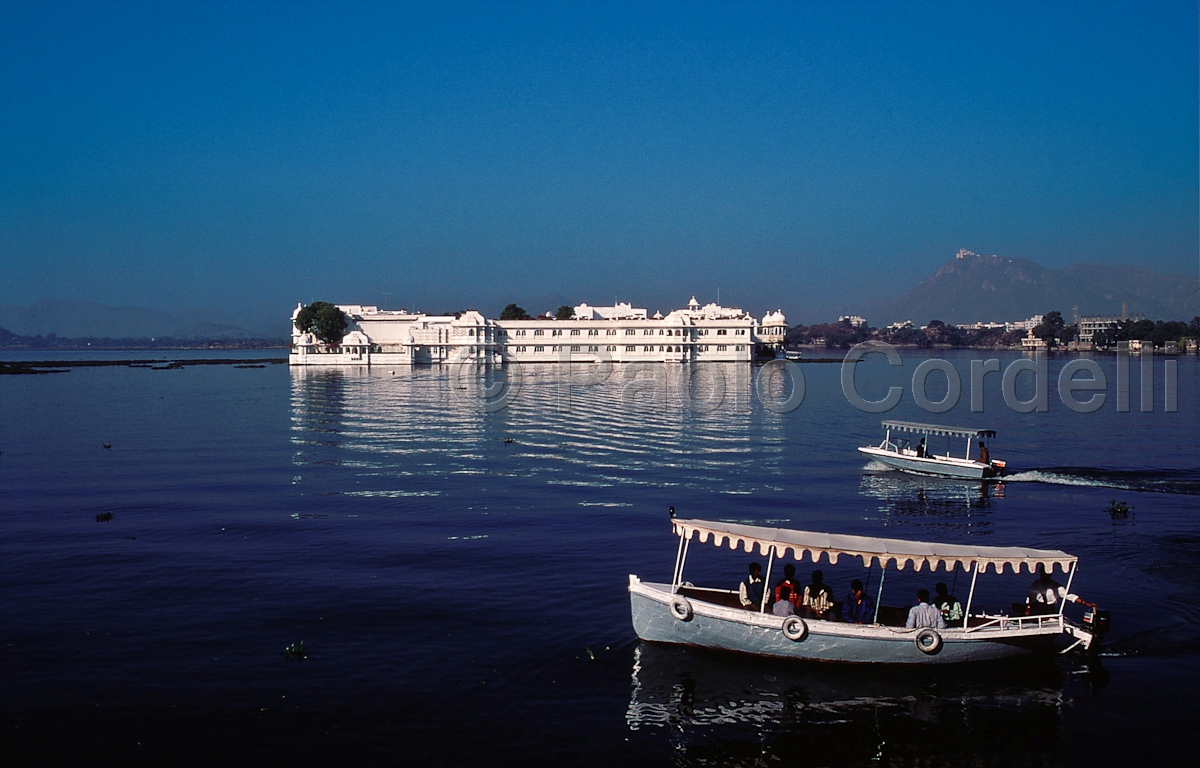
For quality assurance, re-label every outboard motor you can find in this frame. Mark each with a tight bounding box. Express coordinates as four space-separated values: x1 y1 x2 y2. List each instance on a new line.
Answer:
1081 605 1111 650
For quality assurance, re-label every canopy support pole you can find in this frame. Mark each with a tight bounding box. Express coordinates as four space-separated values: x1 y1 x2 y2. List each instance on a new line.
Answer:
671 531 686 592
966 436 972 460
760 547 776 613
872 561 886 624
1059 562 1078 618
963 562 980 627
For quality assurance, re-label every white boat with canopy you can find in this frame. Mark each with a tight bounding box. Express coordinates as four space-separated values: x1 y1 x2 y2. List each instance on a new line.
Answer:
859 420 1006 479
629 517 1102 664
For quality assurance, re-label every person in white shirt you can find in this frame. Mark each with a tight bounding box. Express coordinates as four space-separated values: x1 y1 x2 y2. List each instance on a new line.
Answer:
1026 564 1092 615
905 589 946 630
738 562 765 609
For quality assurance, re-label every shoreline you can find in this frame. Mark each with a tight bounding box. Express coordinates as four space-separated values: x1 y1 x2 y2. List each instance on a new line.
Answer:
0 358 288 375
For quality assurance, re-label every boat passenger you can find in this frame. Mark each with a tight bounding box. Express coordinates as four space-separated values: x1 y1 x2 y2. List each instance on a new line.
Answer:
978 441 990 465
841 579 876 624
802 570 834 619
774 563 801 606
933 582 963 623
738 562 765 609
905 590 946 630
772 585 797 616
916 438 927 458
1025 564 1091 615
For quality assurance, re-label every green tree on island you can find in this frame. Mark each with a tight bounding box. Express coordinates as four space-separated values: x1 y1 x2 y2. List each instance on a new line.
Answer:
500 303 532 320
1032 310 1065 347
554 305 574 320
294 301 349 344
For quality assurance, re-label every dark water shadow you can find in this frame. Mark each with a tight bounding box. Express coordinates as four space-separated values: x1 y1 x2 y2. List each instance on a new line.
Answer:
627 641 1109 767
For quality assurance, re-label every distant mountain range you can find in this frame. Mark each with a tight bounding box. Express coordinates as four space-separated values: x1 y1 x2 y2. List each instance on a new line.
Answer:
3 253 1196 341
0 299 277 340
871 250 1199 326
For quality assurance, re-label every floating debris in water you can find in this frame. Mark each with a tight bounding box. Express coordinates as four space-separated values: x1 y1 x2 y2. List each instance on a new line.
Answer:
577 645 611 662
95 512 114 522
102 441 111 450
284 641 309 662
1106 499 1134 522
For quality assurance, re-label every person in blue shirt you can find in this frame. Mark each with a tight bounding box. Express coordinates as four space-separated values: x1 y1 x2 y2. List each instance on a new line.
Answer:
906 589 947 630
841 579 876 624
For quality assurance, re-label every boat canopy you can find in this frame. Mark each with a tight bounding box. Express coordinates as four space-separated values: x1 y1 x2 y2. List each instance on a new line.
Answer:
673 518 1075 574
882 420 996 440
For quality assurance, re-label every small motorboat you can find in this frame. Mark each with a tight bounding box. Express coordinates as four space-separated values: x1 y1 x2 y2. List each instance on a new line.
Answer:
858 420 1006 480
629 517 1101 664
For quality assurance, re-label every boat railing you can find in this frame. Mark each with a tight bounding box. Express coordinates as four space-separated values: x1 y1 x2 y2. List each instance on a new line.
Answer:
964 613 1063 633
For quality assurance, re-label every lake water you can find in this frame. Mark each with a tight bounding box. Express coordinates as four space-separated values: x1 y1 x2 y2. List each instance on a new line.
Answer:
2 350 1197 765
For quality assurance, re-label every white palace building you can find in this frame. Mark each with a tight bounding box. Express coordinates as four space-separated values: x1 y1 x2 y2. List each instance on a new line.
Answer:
290 298 788 367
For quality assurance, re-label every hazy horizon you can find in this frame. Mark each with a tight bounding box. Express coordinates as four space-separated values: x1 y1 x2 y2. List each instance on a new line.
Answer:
3 2 1197 331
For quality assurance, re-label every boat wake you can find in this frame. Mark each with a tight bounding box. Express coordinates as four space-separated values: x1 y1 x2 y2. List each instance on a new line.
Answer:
1002 467 1200 496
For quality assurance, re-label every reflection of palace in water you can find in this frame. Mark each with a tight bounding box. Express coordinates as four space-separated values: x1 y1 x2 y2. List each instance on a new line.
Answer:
288 361 770 496
627 642 1104 765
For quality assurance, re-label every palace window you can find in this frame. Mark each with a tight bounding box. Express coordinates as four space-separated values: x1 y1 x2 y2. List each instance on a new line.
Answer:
625 345 635 352
717 345 727 351
717 329 727 335
588 345 598 352
625 329 636 336
606 329 616 336
607 345 616 352
552 329 562 337
534 346 544 352
570 329 580 336
534 329 544 336
571 345 580 352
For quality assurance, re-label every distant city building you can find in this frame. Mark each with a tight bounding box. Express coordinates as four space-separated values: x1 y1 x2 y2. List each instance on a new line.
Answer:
957 321 1006 331
1077 315 1131 344
290 298 785 366
1020 330 1048 351
885 320 913 331
1006 315 1044 333
838 315 867 328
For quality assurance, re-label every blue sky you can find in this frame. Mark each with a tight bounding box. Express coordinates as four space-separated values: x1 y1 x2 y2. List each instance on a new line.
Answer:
2 1 1196 329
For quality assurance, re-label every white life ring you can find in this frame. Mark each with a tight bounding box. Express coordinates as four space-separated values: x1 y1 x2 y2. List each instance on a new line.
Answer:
669 595 694 621
915 628 943 654
782 616 808 641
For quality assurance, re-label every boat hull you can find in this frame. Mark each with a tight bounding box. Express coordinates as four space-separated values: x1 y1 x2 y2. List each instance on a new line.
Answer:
859 446 1002 479
630 578 1061 665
